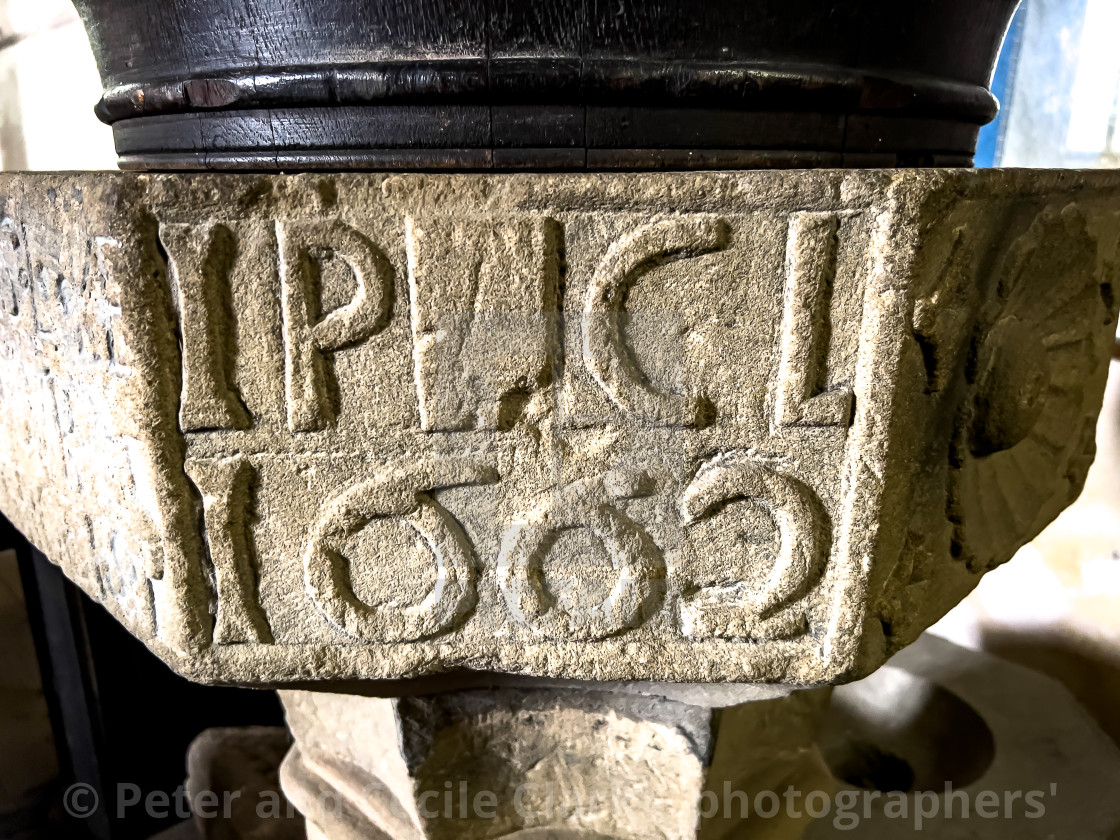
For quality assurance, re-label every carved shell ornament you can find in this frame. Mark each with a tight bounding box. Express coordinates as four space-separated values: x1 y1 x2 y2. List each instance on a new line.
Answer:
949 204 1114 572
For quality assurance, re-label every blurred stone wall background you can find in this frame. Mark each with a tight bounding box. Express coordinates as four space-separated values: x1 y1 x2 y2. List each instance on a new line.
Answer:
0 0 114 171
994 0 1120 167
0 550 57 838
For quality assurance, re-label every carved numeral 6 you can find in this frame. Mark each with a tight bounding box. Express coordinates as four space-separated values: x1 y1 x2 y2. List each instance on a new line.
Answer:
497 471 665 640
304 459 497 643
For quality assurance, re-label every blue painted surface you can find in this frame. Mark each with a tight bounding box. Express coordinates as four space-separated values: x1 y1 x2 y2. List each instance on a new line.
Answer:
976 1 1028 167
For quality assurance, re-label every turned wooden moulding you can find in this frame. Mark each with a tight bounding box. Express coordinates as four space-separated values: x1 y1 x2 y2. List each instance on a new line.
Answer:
71 0 1020 170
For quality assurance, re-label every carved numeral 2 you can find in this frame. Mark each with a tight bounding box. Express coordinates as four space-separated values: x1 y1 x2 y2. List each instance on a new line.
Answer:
678 455 829 641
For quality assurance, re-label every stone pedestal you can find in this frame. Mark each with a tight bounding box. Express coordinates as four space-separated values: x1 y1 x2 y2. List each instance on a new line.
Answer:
14 1 1115 835
185 727 303 840
280 682 829 840
808 634 1120 839
275 635 1120 840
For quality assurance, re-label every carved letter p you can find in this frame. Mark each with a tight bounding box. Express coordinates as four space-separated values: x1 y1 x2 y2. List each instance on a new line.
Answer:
278 221 393 432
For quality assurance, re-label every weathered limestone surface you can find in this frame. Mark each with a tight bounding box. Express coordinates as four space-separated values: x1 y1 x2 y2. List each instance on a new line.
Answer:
0 170 1116 685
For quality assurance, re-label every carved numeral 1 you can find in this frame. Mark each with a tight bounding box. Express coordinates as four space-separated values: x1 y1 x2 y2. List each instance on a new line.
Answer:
678 455 828 641
160 223 249 431
406 216 561 432
184 457 272 644
773 212 853 427
278 221 394 432
583 217 730 426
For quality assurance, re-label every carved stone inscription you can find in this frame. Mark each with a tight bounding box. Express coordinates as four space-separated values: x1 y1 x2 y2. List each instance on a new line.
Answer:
169 207 854 655
278 221 393 432
184 457 271 644
304 459 497 643
1 171 1116 685
407 216 561 432
583 217 730 426
773 213 854 428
